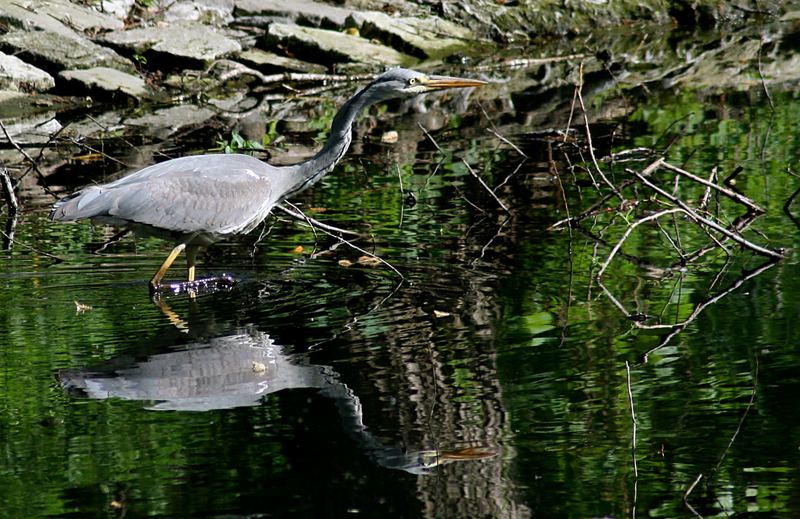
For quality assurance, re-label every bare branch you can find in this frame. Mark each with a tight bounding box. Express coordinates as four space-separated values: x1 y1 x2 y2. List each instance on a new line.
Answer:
461 159 510 213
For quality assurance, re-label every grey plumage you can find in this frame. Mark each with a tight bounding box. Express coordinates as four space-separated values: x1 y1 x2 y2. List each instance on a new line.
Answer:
50 68 486 290
52 154 284 243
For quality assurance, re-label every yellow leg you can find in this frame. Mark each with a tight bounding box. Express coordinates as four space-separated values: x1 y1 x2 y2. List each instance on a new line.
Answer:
150 243 186 291
186 246 199 282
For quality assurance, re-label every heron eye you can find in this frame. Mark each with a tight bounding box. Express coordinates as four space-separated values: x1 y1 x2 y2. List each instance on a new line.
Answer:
408 78 417 85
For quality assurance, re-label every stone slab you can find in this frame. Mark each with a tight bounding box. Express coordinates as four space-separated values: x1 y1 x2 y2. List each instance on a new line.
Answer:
236 49 327 73
0 111 63 144
94 0 137 20
164 0 235 24
0 0 123 34
264 22 415 66
0 29 134 72
348 11 473 59
103 22 242 62
60 67 149 99
234 0 351 27
124 105 217 140
0 0 81 38
0 52 55 91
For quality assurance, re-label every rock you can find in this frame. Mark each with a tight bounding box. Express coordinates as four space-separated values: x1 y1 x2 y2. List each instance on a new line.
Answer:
59 67 149 100
0 0 84 38
164 0 235 24
0 52 55 91
124 105 217 140
234 0 351 28
348 12 473 59
264 23 415 66
103 22 242 63
0 29 134 72
94 0 137 20
236 49 327 74
66 110 125 139
0 111 63 144
0 0 124 34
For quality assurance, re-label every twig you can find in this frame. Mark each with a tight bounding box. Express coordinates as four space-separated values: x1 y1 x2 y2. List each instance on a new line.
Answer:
396 163 405 196
208 61 373 86
576 63 621 198
275 203 361 236
709 356 759 482
698 167 717 211
0 228 64 262
627 167 784 259
487 128 528 159
635 259 778 361
757 42 774 112
564 76 578 144
0 168 18 217
0 120 58 199
597 208 684 279
473 54 586 71
281 200 403 279
783 169 800 230
66 137 129 168
683 473 704 518
418 122 442 152
309 278 405 350
0 168 18 251
652 111 694 153
550 143 572 241
722 166 744 187
492 159 525 194
659 160 764 213
548 179 636 230
461 159 510 213
331 233 404 279
472 215 510 265
625 361 638 479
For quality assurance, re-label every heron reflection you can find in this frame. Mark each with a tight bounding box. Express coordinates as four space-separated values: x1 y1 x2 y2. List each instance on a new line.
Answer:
60 328 495 474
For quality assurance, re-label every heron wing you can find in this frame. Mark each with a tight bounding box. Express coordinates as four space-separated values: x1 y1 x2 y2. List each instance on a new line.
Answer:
52 155 280 235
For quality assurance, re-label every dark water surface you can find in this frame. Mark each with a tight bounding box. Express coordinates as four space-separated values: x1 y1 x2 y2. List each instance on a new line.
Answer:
3 38 800 518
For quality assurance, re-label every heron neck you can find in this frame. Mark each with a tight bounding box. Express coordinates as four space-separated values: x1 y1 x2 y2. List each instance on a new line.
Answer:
282 83 375 198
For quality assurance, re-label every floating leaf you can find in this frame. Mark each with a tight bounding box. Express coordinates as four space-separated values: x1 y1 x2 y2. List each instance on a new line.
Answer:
381 130 399 144
357 256 381 267
74 301 92 313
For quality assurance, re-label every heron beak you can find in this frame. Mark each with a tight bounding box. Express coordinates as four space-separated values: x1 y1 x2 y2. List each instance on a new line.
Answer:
420 75 487 91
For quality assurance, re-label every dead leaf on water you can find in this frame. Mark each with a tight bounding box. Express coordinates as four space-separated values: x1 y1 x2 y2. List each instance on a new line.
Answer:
381 130 399 144
72 153 104 163
357 255 381 267
252 361 267 373
290 245 304 253
433 310 451 318
309 207 327 213
338 259 353 267
74 300 92 313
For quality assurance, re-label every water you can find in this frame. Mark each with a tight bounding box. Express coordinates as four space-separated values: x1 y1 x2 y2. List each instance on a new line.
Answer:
2 29 800 518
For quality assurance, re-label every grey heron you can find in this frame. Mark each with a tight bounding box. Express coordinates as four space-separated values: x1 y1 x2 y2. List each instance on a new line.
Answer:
50 68 485 292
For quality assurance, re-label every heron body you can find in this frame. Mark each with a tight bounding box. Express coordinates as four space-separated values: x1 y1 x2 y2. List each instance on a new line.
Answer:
50 68 485 292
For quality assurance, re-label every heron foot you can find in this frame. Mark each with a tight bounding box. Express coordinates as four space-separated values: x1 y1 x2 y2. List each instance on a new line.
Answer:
150 275 236 299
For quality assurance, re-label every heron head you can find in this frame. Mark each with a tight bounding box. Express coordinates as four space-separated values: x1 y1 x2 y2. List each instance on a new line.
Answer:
365 68 486 102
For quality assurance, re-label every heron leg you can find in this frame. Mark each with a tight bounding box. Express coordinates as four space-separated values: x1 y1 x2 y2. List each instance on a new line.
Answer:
186 245 200 282
150 243 186 291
